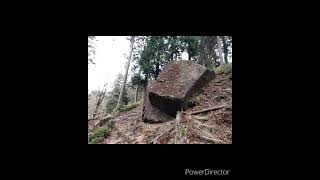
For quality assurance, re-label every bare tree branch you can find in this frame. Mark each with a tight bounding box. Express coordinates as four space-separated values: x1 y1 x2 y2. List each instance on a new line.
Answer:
94 83 107 114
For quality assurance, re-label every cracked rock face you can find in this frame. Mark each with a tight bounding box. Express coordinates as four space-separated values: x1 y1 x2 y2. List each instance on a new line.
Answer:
143 60 215 123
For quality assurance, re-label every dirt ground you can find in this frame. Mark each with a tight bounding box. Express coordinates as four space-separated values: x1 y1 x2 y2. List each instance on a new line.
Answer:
91 73 232 144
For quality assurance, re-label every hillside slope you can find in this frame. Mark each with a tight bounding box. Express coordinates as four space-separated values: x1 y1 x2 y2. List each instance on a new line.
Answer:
90 72 232 144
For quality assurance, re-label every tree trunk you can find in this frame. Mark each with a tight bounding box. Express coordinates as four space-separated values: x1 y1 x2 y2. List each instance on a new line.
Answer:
95 98 103 114
94 105 99 115
217 36 224 65
142 86 146 100
142 72 149 105
94 83 107 115
155 62 160 79
116 36 135 110
134 85 139 103
141 85 146 108
134 68 142 103
222 36 229 64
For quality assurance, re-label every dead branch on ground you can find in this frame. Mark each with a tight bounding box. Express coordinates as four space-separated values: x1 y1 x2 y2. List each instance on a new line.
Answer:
192 115 209 120
186 105 227 115
193 120 231 133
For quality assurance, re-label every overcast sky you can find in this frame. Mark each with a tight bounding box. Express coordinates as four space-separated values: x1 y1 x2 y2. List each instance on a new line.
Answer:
88 36 188 93
88 36 231 93
88 36 131 92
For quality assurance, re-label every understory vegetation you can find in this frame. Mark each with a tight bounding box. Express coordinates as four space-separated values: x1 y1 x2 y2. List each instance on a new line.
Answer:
88 121 114 144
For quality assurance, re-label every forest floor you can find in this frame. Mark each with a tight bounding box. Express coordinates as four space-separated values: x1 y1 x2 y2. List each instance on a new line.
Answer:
91 73 232 144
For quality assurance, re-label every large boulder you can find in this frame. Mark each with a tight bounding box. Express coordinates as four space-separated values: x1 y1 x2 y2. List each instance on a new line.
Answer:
149 60 215 116
143 60 215 122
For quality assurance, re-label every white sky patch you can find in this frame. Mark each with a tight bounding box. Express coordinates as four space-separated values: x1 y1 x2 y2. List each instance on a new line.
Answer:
181 52 188 60
88 36 130 93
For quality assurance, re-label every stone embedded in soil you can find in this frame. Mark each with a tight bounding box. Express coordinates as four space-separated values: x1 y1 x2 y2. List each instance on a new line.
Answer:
148 60 215 116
